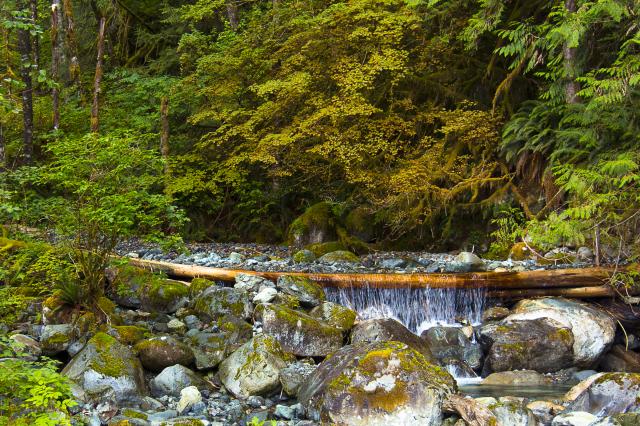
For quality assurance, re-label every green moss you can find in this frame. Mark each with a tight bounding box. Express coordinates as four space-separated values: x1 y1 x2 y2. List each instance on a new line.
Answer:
318 250 360 263
97 297 117 315
305 241 346 257
46 332 71 345
121 408 148 420
292 250 316 263
113 325 149 345
149 280 189 305
76 312 99 334
287 202 337 245
89 332 131 377
160 420 205 426
189 278 213 296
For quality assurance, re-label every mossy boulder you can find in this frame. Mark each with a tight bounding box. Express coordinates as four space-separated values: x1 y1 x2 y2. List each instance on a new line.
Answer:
310 301 357 331
344 206 375 243
298 341 456 425
276 275 325 307
189 278 214 297
565 373 640 416
507 297 616 367
40 324 77 356
480 317 574 374
292 249 316 263
255 303 343 357
135 336 195 372
509 242 533 260
62 332 147 404
111 325 149 345
420 326 482 370
485 400 538 426
351 318 436 364
287 202 338 247
305 241 347 258
188 315 252 370
190 286 253 321
218 334 295 399
318 250 360 264
143 280 189 314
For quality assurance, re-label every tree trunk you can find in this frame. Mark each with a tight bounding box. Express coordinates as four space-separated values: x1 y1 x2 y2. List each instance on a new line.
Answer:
30 0 39 71
91 16 106 133
0 124 5 171
51 0 63 130
17 0 34 165
62 0 81 96
563 0 580 103
226 0 239 30
160 96 170 176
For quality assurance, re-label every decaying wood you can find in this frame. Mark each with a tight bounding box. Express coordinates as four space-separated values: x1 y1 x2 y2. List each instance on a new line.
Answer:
127 258 618 293
487 285 618 299
443 394 498 426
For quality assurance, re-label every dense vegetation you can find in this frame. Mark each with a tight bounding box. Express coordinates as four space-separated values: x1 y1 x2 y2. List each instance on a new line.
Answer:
0 0 638 255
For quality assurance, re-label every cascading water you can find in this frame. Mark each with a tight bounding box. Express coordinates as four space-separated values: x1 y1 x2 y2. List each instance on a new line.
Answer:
325 283 487 334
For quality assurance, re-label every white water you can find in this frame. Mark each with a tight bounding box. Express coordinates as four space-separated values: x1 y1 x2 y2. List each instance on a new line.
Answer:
325 284 487 334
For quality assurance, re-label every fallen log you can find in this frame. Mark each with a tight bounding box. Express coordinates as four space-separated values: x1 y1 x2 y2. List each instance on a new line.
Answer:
127 258 616 291
487 285 618 299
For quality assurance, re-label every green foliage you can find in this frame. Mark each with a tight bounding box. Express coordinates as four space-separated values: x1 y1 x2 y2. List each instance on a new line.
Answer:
487 206 525 258
0 336 76 425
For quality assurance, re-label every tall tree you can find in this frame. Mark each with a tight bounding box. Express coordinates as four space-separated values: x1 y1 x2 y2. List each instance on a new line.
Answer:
226 0 238 30
91 15 106 133
51 0 63 130
160 96 170 177
563 0 579 104
62 0 80 96
16 0 34 164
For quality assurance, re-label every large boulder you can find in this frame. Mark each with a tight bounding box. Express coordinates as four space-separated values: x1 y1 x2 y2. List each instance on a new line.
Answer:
40 324 77 356
298 341 456 425
188 316 252 370
309 301 357 331
62 332 147 404
480 318 574 373
134 336 195 372
482 370 552 386
351 318 436 363
287 202 338 246
318 250 359 264
421 326 483 370
255 303 343 357
150 364 209 397
218 334 294 399
564 373 640 416
276 276 325 308
191 286 253 321
506 298 616 367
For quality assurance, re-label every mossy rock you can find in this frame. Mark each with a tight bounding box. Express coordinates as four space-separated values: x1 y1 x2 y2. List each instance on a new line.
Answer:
298 341 456 425
255 303 343 357
190 286 253 321
42 291 73 324
344 206 375 243
287 202 338 247
293 249 316 263
111 325 150 345
509 242 532 261
134 335 195 372
566 373 640 416
62 332 147 404
189 315 252 370
305 241 347 257
144 279 189 314
318 250 360 264
276 275 325 307
189 278 214 297
310 302 357 331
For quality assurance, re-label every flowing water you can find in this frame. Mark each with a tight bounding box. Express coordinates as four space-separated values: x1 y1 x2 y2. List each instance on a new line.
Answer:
325 283 487 334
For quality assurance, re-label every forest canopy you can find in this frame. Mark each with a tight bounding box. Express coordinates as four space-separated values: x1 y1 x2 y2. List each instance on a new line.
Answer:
0 0 639 256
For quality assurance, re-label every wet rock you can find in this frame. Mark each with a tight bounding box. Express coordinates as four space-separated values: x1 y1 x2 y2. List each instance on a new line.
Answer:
149 364 209 397
421 326 482 370
565 372 640 416
482 370 552 386
188 316 252 370
298 341 456 425
599 345 640 373
177 386 201 414
191 286 253 321
62 332 147 404
527 400 565 425
280 361 317 397
488 400 538 426
276 275 325 307
40 324 76 355
135 336 194 372
481 318 574 373
551 411 597 426
482 306 510 322
318 250 360 264
309 301 357 331
255 303 343 357
351 318 436 363
219 334 294 398
507 297 616 367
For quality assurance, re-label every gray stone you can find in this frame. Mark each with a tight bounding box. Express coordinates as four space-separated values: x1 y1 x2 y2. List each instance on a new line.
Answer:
276 276 325 307
191 286 253 321
235 273 273 292
551 411 598 426
280 361 317 397
421 326 482 370
150 364 209 397
40 324 76 355
188 316 252 370
177 386 202 414
135 336 194 372
253 287 278 304
565 372 640 416
489 401 538 426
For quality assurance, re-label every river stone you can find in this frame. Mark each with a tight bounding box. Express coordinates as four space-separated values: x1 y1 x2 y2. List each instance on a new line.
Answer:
599 345 640 373
188 316 252 370
62 332 147 404
318 250 360 264
527 400 565 425
177 386 202 414
276 276 325 307
135 336 195 372
564 372 640 416
482 306 510 322
489 401 539 426
150 364 209 397
219 334 294 399
253 287 278 304
483 370 552 386
235 273 273 293
293 249 316 263
40 324 76 355
421 326 482 370
449 252 485 272
551 412 598 426
10 334 41 356
507 297 616 367
255 303 343 357
298 341 456 425
191 286 253 321
480 317 574 373
309 301 357 331
351 318 436 363
280 361 317 397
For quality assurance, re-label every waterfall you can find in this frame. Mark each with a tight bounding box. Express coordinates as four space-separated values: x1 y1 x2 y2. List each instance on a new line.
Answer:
325 284 486 334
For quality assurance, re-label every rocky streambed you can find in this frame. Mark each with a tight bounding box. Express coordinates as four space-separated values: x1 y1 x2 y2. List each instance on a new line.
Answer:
6 257 640 425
